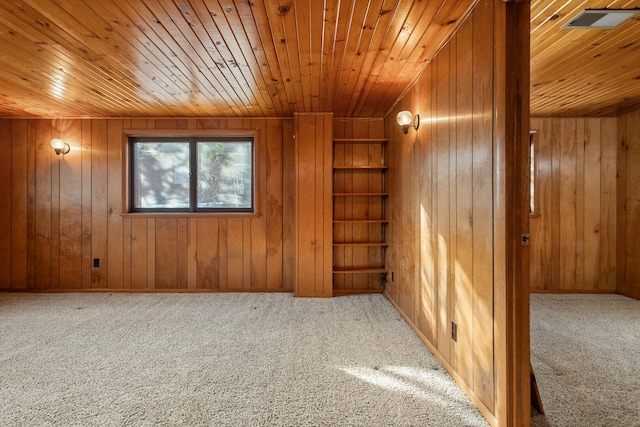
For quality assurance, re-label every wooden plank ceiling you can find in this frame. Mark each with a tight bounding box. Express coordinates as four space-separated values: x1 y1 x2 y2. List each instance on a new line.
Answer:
531 0 640 116
0 0 476 118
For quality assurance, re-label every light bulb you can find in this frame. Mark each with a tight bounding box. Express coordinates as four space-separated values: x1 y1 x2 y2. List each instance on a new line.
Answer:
50 139 70 155
396 111 413 126
50 139 65 150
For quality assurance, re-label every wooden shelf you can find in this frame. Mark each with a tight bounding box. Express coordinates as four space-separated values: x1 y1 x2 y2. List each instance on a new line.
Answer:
333 220 388 223
332 134 388 285
333 165 388 170
333 268 388 274
333 192 388 197
333 242 388 247
333 138 387 144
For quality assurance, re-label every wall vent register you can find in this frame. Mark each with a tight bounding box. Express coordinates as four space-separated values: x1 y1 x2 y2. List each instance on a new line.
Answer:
562 9 640 29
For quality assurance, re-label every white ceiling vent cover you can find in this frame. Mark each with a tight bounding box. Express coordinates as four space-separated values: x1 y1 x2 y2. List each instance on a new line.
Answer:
562 9 640 29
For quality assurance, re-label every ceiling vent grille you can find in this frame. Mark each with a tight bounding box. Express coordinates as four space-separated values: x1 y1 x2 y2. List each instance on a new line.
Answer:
562 9 640 29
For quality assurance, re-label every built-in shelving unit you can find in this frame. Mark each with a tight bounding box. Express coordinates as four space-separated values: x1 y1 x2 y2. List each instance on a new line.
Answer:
332 138 388 289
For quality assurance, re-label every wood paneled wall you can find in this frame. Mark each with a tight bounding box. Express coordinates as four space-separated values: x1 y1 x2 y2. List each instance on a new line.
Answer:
293 113 333 297
618 109 640 299
0 118 295 291
384 0 530 426
529 117 617 292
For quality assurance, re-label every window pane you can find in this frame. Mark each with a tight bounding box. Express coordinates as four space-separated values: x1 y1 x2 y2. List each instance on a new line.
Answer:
530 136 535 214
133 142 190 209
197 141 252 209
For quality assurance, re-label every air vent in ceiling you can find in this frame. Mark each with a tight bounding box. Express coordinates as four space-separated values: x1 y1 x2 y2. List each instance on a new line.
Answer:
562 9 640 29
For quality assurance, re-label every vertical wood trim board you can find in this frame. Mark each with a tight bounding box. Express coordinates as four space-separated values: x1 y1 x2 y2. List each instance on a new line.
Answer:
616 113 627 296
493 2 531 425
618 109 640 299
384 0 531 425
0 118 293 292
0 120 12 285
293 113 333 297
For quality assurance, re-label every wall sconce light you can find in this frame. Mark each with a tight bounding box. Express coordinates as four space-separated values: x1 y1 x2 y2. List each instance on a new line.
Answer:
50 138 70 155
396 111 420 134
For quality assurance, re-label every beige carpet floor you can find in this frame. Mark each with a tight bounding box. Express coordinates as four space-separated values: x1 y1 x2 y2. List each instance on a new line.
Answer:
530 293 640 427
0 292 488 426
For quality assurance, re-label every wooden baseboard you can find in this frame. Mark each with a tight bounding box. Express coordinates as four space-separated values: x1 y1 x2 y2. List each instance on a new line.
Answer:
530 289 615 294
293 292 333 298
383 291 498 427
333 289 384 296
0 288 293 294
617 289 640 300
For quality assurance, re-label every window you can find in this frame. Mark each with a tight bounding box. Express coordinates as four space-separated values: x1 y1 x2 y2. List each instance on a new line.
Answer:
529 130 539 216
130 136 254 213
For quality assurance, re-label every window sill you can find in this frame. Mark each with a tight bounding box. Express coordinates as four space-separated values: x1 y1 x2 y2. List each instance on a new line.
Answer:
121 212 261 219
